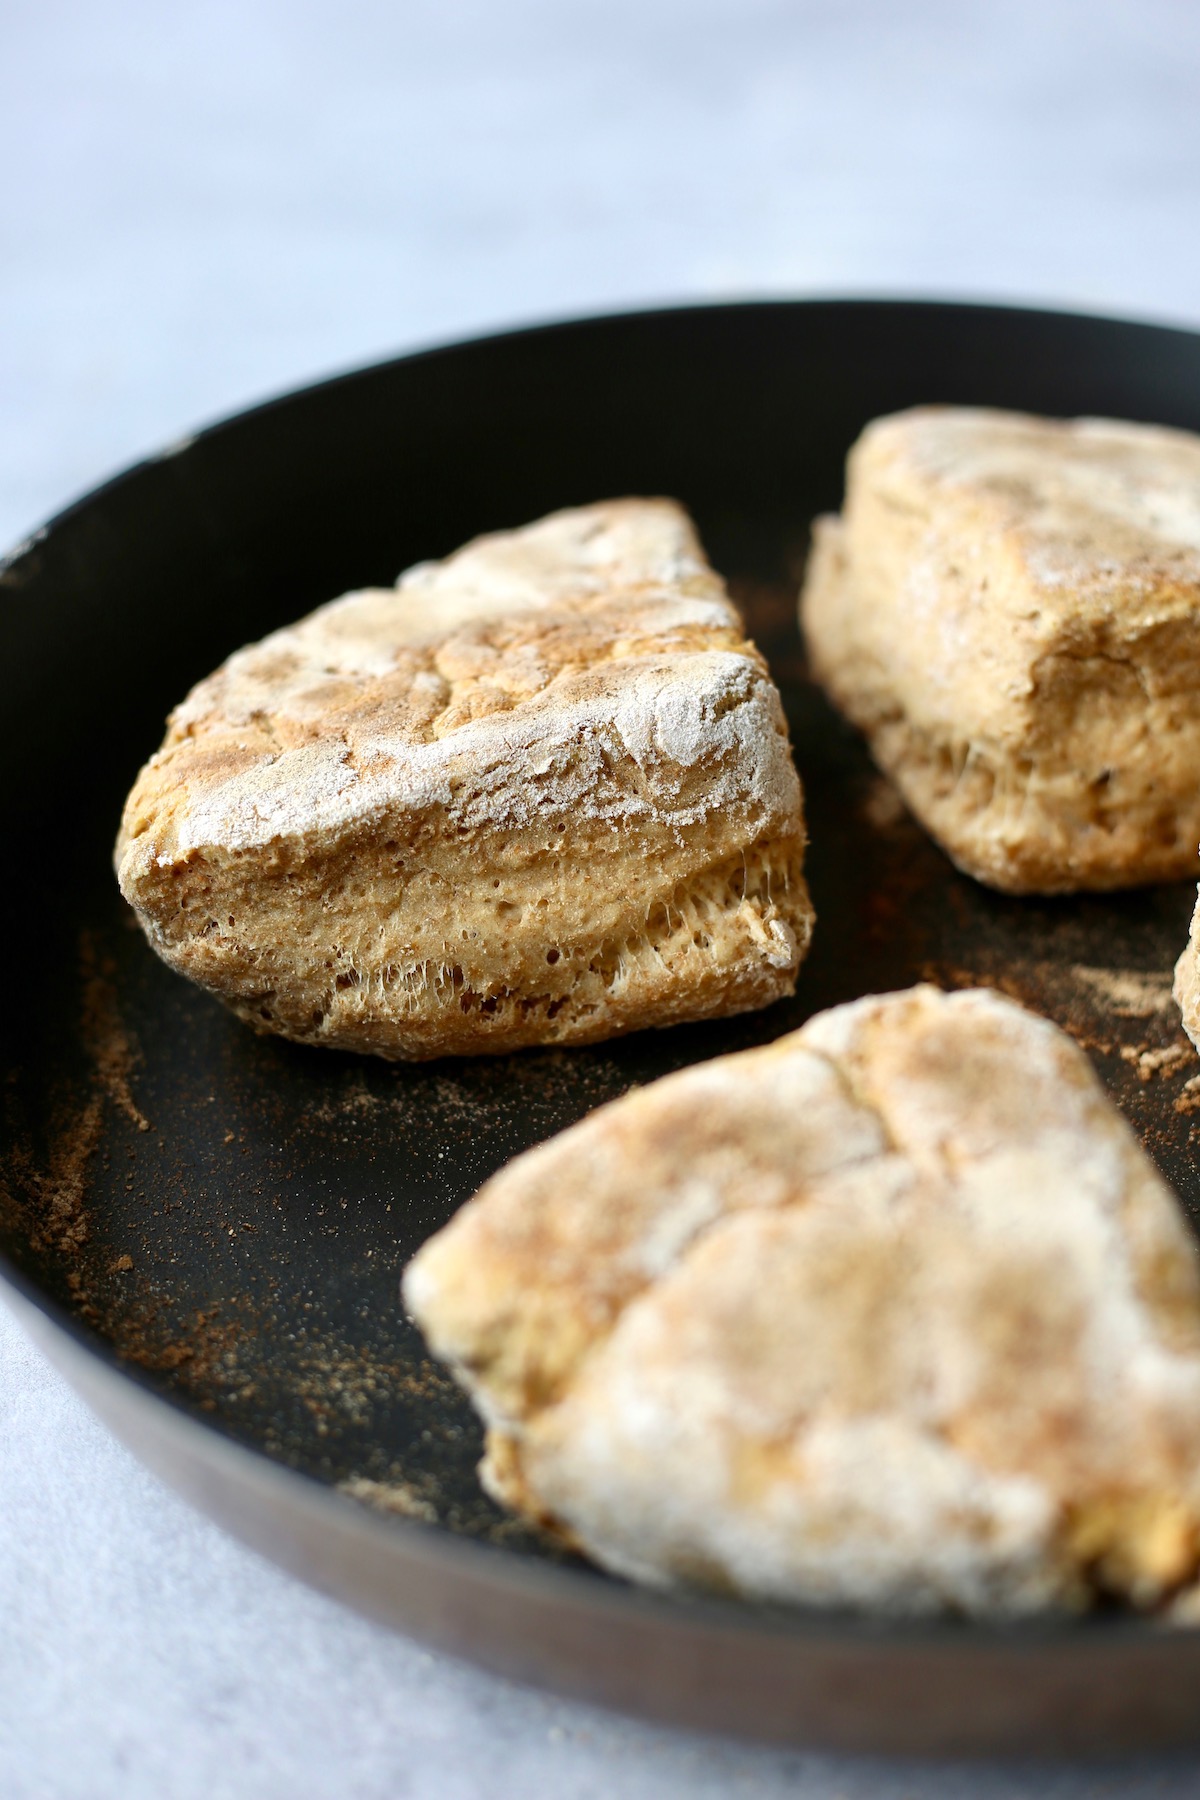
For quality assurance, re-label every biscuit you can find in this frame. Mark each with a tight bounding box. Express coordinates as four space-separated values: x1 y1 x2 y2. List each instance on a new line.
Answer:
1176 896 1200 1052
801 407 1200 894
116 500 812 1059
405 985 1200 1617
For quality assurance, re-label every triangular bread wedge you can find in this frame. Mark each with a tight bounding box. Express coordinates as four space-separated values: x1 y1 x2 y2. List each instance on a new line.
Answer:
801 407 1200 894
405 986 1200 1616
116 500 812 1059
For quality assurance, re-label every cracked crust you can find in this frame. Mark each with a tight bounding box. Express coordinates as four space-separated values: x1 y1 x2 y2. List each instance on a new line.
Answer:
116 500 813 1059
800 407 1200 894
405 986 1200 1616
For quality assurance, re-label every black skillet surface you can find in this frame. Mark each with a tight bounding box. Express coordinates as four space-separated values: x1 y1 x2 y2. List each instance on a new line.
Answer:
5 300 1200 1755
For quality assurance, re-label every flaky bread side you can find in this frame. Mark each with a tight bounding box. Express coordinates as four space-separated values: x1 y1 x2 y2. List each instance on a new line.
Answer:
801 407 1200 894
117 500 812 1058
406 986 1200 1617
1176 893 1200 1053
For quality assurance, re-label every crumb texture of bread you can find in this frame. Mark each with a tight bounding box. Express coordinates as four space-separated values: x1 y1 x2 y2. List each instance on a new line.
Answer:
405 985 1200 1617
1176 893 1200 1052
800 407 1200 893
116 500 813 1058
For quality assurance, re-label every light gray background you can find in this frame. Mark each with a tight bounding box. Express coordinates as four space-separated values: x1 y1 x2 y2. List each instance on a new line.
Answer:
4 2 1200 1794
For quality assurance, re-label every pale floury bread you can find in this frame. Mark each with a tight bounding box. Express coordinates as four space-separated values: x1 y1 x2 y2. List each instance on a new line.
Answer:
801 407 1200 894
405 986 1200 1618
116 500 813 1059
1176 897 1200 1052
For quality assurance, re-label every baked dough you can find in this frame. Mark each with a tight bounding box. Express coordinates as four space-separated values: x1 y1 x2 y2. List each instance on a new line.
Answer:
115 500 813 1059
1176 896 1200 1052
801 407 1200 894
405 985 1200 1617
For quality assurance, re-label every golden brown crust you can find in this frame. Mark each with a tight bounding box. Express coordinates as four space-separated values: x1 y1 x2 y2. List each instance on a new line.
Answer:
405 985 1200 1616
116 500 813 1058
800 407 1200 894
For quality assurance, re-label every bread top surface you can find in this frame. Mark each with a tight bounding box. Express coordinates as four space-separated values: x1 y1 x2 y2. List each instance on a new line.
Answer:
406 985 1200 1608
850 406 1200 620
803 408 1200 768
118 499 799 866
407 982 1200 1429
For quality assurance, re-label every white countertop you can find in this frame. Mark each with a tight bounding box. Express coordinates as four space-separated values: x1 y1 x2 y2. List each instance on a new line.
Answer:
5 2 1200 1792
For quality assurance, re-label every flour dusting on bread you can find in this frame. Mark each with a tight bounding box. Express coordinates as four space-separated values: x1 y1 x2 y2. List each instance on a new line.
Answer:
801 407 1200 894
117 500 813 1058
406 986 1200 1617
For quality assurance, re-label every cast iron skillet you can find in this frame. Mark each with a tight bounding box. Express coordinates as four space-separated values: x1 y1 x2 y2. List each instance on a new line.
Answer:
5 300 1200 1757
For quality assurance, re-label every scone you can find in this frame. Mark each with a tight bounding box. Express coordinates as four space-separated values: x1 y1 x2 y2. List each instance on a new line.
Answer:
405 985 1200 1618
116 500 813 1059
1176 896 1200 1052
801 407 1200 894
